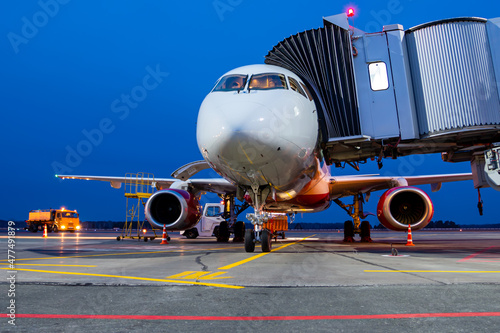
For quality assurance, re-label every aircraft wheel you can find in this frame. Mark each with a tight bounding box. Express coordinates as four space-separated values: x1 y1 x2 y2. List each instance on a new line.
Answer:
343 221 355 242
217 222 230 242
261 229 272 252
244 229 255 252
360 221 372 242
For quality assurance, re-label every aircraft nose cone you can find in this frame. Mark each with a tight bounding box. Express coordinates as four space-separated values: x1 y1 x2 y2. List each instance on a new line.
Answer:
197 100 282 170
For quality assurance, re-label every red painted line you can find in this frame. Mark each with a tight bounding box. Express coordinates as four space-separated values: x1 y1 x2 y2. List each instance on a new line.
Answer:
4 312 500 321
458 246 498 262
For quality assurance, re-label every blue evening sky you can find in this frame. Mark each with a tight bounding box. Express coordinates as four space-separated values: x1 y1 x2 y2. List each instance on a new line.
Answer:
1 0 499 225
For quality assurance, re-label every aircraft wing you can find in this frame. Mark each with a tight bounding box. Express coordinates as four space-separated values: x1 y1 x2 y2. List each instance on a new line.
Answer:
329 173 473 198
56 175 236 195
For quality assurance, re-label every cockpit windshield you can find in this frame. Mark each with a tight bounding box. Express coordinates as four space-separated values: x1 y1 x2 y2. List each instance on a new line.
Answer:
213 74 248 92
248 73 287 90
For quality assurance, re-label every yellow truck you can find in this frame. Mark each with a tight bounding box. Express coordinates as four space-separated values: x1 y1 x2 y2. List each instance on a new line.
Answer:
26 208 81 233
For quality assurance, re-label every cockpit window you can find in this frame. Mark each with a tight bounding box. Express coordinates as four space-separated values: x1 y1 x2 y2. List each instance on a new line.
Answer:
213 74 248 92
299 82 314 101
248 73 287 90
288 77 307 98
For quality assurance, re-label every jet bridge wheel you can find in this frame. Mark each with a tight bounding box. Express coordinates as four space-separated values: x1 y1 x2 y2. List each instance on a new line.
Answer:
343 221 355 242
261 229 272 252
244 229 255 252
360 221 372 242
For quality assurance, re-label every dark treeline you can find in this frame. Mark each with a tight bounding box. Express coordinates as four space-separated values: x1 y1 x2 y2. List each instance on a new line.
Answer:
1 220 500 230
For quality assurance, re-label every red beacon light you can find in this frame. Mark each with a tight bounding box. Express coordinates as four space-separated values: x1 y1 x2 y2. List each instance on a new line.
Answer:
347 8 355 17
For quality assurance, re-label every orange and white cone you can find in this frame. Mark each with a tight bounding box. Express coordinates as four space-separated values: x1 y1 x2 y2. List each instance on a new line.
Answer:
405 224 415 246
160 224 168 245
43 224 48 238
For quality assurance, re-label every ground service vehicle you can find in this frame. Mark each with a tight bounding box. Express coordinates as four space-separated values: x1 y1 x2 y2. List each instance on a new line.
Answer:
181 203 246 241
26 208 81 233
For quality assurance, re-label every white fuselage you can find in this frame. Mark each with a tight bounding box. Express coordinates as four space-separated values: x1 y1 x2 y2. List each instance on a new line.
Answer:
197 65 322 202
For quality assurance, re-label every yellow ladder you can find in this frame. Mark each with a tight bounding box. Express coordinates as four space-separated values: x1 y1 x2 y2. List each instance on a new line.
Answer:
118 172 158 241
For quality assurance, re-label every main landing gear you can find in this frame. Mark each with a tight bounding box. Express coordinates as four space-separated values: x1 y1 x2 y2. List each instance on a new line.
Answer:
334 194 372 243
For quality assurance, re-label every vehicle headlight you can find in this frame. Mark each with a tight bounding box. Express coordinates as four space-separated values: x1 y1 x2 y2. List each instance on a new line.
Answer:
76 226 81 230
61 225 66 229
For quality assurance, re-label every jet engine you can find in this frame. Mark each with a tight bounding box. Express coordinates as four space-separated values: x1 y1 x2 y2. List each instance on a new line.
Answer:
376 187 434 231
145 189 202 230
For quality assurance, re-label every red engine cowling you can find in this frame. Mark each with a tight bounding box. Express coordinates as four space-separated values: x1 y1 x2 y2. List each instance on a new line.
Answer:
145 189 202 230
376 187 434 231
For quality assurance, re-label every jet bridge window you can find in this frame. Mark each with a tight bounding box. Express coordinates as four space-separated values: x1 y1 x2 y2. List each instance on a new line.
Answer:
288 77 307 98
368 62 389 91
249 73 287 90
213 74 248 92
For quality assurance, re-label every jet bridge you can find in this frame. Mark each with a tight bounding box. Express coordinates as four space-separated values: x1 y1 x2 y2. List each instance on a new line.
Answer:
265 13 500 190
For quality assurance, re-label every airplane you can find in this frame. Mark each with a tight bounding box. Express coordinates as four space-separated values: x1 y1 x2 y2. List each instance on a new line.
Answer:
58 64 474 252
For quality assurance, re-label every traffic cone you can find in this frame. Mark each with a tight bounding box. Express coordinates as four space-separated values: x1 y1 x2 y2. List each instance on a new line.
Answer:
405 224 415 246
43 224 48 238
160 224 168 244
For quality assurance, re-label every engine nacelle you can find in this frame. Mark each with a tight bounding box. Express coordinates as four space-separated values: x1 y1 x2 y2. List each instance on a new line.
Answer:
145 189 202 230
376 187 434 231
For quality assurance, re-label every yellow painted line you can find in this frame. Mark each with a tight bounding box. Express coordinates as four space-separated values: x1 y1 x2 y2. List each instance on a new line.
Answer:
0 263 96 267
0 267 243 289
365 270 500 273
218 235 315 270
0 247 233 262
166 271 232 280
197 272 232 280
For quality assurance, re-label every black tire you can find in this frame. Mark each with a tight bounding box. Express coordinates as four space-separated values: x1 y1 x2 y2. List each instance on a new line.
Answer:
261 229 272 252
69 230 75 233
233 221 245 242
53 226 59 233
167 237 171 241
29 224 37 233
185 228 199 239
244 229 255 252
343 221 355 242
116 236 121 241
217 222 230 242
150 237 155 241
144 237 148 242
360 221 372 243
47 225 53 233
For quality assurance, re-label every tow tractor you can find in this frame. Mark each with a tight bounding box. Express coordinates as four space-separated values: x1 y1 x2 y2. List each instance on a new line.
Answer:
181 199 249 242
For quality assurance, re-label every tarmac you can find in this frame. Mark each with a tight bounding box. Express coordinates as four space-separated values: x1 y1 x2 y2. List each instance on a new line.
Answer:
1 229 500 332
